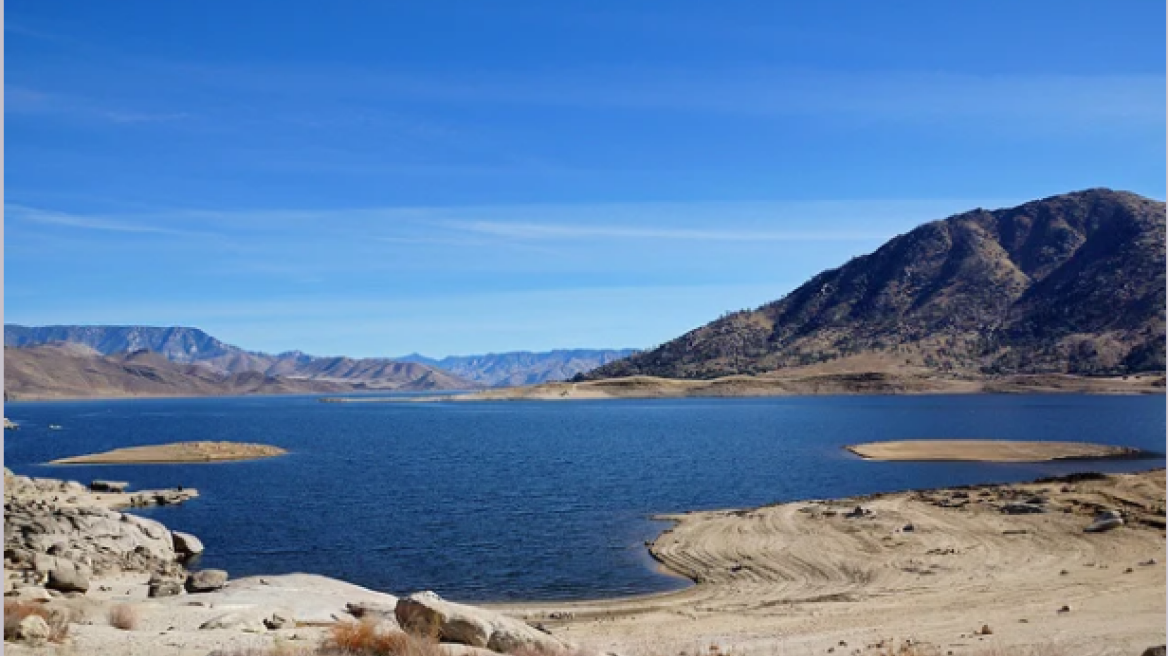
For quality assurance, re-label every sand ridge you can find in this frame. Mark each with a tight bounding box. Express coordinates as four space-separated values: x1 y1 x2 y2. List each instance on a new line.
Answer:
50 441 287 465
846 439 1144 462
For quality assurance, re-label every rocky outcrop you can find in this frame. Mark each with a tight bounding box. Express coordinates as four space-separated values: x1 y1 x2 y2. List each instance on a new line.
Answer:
4 470 195 595
172 531 205 559
396 591 568 654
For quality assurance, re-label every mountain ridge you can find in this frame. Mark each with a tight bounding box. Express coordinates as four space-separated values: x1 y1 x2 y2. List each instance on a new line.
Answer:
3 343 358 400
3 325 476 390
585 188 1166 380
398 349 639 386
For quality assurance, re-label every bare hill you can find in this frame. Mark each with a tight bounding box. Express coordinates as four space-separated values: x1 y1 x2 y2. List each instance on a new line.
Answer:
587 189 1166 380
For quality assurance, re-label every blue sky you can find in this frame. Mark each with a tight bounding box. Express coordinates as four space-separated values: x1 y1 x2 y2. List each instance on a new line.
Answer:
5 1 1164 357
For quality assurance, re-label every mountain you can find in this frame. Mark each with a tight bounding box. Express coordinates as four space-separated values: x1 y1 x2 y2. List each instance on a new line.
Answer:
3 325 476 390
398 349 639 386
585 189 1166 380
4 325 239 363
3 344 358 400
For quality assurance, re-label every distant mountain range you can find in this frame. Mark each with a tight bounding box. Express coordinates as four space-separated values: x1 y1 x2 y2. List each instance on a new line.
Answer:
586 189 1166 380
3 343 360 400
3 325 476 394
3 325 636 395
398 349 638 386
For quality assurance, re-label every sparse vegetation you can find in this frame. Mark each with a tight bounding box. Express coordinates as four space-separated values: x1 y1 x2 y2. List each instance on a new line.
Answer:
3 599 71 643
108 603 139 630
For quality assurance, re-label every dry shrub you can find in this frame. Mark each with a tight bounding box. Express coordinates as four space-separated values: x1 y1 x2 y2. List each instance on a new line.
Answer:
2 599 70 643
108 602 139 630
324 618 446 656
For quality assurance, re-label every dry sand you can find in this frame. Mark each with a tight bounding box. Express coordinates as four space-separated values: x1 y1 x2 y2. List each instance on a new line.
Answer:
49 441 287 465
846 439 1144 462
499 469 1167 656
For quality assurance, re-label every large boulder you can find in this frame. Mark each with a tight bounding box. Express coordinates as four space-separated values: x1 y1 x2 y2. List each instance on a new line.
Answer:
172 531 204 559
186 569 229 593
395 591 566 653
41 558 91 593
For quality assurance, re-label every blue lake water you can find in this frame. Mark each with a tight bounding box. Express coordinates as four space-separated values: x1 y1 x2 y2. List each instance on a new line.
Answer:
3 394 1164 602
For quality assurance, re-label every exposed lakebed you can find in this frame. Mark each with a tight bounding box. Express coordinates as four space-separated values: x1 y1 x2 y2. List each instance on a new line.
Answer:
4 393 1164 601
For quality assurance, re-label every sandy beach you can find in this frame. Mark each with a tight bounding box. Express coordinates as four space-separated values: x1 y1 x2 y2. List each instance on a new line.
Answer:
846 439 1144 462
49 441 288 465
501 469 1167 656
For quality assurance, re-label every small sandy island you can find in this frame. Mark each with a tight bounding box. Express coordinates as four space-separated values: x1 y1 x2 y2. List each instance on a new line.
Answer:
49 441 287 465
846 439 1145 462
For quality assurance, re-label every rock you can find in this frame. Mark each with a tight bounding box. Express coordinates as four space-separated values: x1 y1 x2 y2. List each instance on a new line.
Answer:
264 609 296 630
12 586 53 603
46 560 91 593
396 591 567 653
1141 646 1166 656
1140 558 1158 566
347 600 400 620
1001 503 1046 514
439 646 508 656
199 611 268 633
16 614 50 646
186 569 229 593
978 624 993 635
148 577 184 598
1084 511 1124 533
902 524 915 532
172 532 204 559
90 480 129 493
1058 605 1072 613
844 506 870 519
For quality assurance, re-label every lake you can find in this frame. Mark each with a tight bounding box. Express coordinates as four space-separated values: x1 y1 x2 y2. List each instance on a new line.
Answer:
3 394 1164 602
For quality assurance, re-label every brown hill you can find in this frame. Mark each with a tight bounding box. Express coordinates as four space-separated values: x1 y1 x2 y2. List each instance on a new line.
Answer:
587 189 1166 380
2 344 363 400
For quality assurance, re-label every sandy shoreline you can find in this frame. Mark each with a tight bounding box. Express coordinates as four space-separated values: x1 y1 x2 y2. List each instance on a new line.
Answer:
319 372 1167 404
49 441 288 465
846 439 1146 462
499 469 1166 655
5 465 1164 655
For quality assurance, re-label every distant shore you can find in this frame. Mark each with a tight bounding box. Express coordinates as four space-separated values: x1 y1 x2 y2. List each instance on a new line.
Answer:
319 371 1167 403
845 439 1147 462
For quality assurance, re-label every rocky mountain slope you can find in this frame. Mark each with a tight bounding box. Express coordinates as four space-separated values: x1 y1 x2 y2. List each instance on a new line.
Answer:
586 189 1166 380
399 349 638 386
3 325 475 390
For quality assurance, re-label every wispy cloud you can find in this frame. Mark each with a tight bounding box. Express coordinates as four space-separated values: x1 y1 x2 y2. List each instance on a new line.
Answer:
7 204 218 238
447 220 890 242
201 66 1164 127
4 86 192 125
